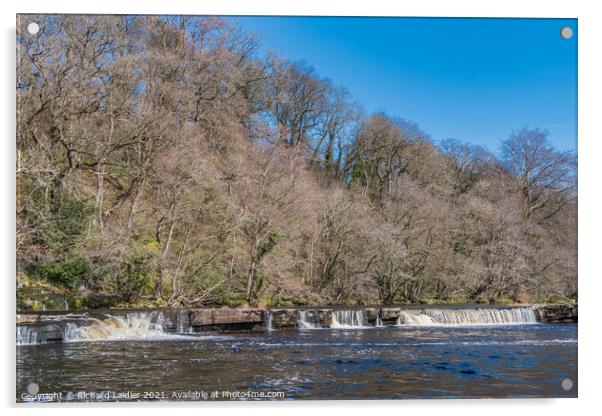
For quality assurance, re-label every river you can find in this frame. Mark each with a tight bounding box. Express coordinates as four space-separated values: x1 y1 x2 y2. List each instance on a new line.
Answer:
16 321 577 401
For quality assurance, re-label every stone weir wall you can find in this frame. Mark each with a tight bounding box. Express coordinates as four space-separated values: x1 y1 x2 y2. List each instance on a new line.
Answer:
531 304 578 323
164 308 265 332
16 303 577 340
179 304 577 329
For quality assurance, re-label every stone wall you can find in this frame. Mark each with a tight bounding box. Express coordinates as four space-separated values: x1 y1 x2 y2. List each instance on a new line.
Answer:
16 304 578 342
532 304 578 323
268 309 298 328
162 308 265 332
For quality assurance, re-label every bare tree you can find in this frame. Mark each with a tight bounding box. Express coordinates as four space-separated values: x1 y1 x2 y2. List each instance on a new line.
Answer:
349 114 415 202
270 60 326 146
501 127 576 222
310 81 359 179
440 138 495 195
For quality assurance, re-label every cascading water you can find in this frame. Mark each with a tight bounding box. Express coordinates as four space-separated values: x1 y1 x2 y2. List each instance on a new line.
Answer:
399 307 537 326
298 310 321 329
17 313 99 345
16 325 41 345
17 306 541 344
17 311 199 345
64 312 171 342
399 310 436 325
297 309 368 329
294 307 535 329
376 312 384 327
265 311 274 331
331 310 367 328
175 311 191 334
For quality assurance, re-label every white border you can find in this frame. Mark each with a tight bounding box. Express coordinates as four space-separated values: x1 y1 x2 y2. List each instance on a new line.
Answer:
2 1 600 415
0 0 587 17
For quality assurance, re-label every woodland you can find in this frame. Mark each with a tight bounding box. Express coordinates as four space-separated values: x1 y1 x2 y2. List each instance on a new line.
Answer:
16 16 577 309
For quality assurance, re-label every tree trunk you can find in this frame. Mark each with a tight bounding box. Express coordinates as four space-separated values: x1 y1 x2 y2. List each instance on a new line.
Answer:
246 260 257 303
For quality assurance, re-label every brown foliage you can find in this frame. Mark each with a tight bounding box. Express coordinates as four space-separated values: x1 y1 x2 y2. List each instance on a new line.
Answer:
17 15 577 307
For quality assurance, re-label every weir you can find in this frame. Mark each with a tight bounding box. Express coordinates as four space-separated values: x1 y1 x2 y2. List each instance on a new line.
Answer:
297 310 329 329
63 312 168 342
331 310 367 328
399 307 537 325
16 311 189 345
16 304 576 345
265 311 274 331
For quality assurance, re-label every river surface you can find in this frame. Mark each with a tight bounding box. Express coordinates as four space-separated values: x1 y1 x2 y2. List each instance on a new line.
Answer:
16 323 577 401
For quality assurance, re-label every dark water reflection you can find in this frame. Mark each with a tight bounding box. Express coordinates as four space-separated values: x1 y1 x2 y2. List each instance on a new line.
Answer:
16 323 577 401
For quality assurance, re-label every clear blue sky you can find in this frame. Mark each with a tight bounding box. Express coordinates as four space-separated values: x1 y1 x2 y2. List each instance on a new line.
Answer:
229 17 577 153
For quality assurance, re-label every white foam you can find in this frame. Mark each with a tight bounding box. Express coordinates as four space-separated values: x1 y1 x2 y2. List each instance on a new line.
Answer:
398 308 538 326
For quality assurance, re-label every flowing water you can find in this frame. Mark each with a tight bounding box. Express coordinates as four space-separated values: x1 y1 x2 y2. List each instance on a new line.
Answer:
399 307 538 326
331 310 367 328
16 309 577 401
